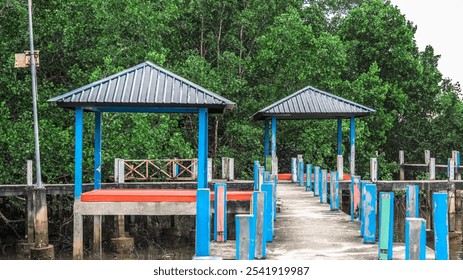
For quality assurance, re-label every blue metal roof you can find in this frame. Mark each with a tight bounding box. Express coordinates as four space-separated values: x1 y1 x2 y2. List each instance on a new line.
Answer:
252 86 375 120
48 61 236 113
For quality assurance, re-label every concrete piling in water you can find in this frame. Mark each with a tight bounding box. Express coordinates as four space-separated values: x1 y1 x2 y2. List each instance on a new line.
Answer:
405 218 426 260
306 164 312 192
330 171 339 211
378 192 394 260
214 183 227 242
406 185 419 218
291 158 297 183
313 166 320 196
235 214 256 260
253 191 266 259
30 187 54 260
363 183 377 243
433 192 449 260
262 182 274 242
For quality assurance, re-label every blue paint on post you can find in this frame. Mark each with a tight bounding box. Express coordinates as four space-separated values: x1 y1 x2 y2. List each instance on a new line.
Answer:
253 191 266 258
321 169 328 204
298 161 304 186
306 164 312 191
195 188 210 256
318 168 323 200
433 193 449 260
197 108 208 189
378 192 394 260
406 185 419 218
74 107 84 200
271 116 277 159
405 218 426 260
330 171 339 210
363 184 377 244
253 161 259 191
264 120 269 158
291 158 297 182
360 181 369 236
235 214 256 260
313 166 320 196
337 118 342 155
213 183 227 242
94 111 102 190
350 116 356 176
262 182 274 242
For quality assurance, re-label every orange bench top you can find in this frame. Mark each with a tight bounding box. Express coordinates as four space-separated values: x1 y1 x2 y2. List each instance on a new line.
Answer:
80 189 253 202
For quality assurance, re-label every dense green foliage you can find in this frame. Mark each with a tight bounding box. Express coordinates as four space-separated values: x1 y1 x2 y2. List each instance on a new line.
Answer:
0 0 461 184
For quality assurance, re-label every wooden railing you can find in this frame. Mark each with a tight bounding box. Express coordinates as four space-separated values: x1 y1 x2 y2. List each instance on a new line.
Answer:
118 159 198 181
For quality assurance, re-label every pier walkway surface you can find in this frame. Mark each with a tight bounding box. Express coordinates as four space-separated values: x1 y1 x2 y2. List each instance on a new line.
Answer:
212 181 434 260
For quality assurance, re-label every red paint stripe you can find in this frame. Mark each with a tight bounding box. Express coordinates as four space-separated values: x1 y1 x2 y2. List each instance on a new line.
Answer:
80 189 252 202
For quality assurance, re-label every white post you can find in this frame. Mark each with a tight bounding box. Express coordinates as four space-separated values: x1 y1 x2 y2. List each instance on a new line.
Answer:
117 159 125 184
27 160 33 186
222 157 228 179
228 158 234 181
208 158 213 182
370 158 378 182
337 155 343 180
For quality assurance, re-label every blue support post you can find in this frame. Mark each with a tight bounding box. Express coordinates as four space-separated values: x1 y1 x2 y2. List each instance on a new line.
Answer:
319 169 324 203
94 111 102 190
253 191 266 259
74 107 84 200
235 214 256 260
298 161 304 186
406 185 419 218
337 118 342 155
214 183 227 242
196 108 210 257
253 161 259 190
378 192 394 260
330 171 339 210
350 116 356 176
291 158 297 182
313 166 320 196
306 164 312 191
271 116 276 159
262 182 274 242
433 193 449 260
405 218 426 260
196 189 210 256
264 120 269 159
321 169 328 204
363 183 377 243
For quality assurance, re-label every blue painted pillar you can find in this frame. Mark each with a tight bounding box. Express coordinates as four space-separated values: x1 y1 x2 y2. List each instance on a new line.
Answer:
291 158 297 182
214 183 227 242
405 218 426 260
433 193 449 260
235 214 256 260
406 185 419 218
253 161 259 190
253 191 266 259
378 192 394 260
350 116 356 176
330 171 339 210
196 108 210 257
262 182 274 242
313 166 320 196
94 111 102 190
363 183 377 244
306 164 312 191
271 116 276 159
337 118 342 155
74 107 84 200
264 119 269 159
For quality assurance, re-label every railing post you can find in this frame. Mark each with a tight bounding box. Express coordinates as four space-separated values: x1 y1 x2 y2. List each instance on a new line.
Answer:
321 169 327 204
448 158 456 232
222 157 229 179
405 218 426 260
406 185 419 218
433 193 449 260
117 159 125 184
253 191 266 259
363 183 377 244
399 150 405 180
337 155 343 180
330 171 339 211
313 166 320 196
291 158 297 183
262 182 274 242
350 176 361 221
214 183 227 242
425 150 431 165
306 164 312 192
228 158 234 181
27 160 33 186
370 158 378 182
378 192 394 260
207 158 213 182
429 158 436 180
235 214 255 260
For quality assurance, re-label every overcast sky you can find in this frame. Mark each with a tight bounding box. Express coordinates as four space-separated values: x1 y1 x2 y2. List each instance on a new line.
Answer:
388 0 462 84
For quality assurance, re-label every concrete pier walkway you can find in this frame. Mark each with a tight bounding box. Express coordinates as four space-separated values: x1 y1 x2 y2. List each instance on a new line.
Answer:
212 181 434 260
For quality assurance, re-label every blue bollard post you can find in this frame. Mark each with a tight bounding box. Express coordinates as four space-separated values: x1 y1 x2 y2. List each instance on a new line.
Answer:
299 161 304 186
350 176 361 221
330 171 339 210
405 218 426 260
318 168 323 202
213 183 227 242
258 166 265 190
406 185 419 218
253 161 259 191
306 164 312 191
291 158 297 183
313 166 320 196
360 181 369 237
378 192 394 260
363 183 377 243
253 191 266 259
433 193 449 260
235 214 256 260
262 182 274 242
196 188 210 256
321 169 328 204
